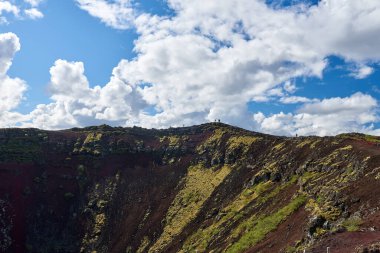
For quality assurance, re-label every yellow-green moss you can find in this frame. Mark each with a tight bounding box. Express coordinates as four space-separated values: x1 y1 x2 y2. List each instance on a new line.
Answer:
296 139 313 149
78 132 103 154
364 135 380 143
227 136 261 152
180 181 273 252
258 161 282 178
80 173 120 251
318 145 353 167
273 142 286 151
226 194 307 253
181 176 299 253
340 145 353 151
94 213 106 235
310 140 321 149
137 236 151 253
227 176 299 241
148 164 232 253
96 200 108 209
83 133 102 144
160 135 181 146
342 216 363 232
363 156 371 162
292 137 321 149
315 227 327 237
305 198 341 221
196 129 226 153
364 167 380 178
300 172 320 185
257 175 299 205
285 246 297 253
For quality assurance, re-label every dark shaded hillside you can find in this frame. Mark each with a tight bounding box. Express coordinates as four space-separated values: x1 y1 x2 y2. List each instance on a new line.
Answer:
0 123 380 253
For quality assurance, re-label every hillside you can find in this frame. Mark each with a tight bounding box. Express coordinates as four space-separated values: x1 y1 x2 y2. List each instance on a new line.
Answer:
0 123 380 253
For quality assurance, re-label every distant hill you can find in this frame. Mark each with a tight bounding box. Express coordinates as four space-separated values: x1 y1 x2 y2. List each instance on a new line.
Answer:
0 123 380 253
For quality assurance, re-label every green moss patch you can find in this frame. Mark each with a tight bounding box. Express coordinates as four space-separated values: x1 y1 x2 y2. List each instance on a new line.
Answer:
342 216 363 232
149 164 232 253
226 194 307 253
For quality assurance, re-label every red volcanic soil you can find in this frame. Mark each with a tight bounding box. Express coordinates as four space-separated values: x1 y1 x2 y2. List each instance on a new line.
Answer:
311 231 380 253
0 164 38 252
246 208 310 253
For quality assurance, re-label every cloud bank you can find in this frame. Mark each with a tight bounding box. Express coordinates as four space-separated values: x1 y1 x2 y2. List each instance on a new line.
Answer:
254 93 378 136
2 0 380 136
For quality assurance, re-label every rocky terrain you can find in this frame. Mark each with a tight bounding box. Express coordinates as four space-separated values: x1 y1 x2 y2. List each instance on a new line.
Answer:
0 123 380 253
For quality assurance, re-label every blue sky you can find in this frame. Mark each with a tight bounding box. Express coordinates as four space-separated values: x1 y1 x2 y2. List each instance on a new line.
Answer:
0 0 379 136
252 56 380 112
1 0 136 110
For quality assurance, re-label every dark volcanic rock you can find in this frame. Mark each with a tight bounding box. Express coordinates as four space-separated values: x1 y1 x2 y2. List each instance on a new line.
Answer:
0 123 380 253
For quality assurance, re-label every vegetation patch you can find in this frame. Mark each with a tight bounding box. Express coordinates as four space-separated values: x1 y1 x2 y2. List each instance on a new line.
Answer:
363 135 380 143
196 129 227 153
94 213 106 234
318 145 353 167
80 172 120 252
0 136 42 162
181 176 299 252
77 132 103 155
273 142 286 151
137 236 151 253
305 196 341 221
296 139 313 149
160 135 181 146
227 136 261 153
296 138 320 149
180 181 273 252
300 172 320 185
342 216 363 232
149 164 232 253
226 194 307 253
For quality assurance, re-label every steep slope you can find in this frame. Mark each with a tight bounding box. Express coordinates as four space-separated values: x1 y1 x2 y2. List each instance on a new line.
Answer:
0 123 379 253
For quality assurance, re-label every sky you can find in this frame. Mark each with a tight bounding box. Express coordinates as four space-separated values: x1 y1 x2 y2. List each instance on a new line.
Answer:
0 0 380 136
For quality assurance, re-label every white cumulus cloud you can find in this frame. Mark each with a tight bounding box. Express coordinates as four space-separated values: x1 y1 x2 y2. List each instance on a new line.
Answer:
102 0 380 129
76 0 135 29
24 8 43 19
0 1 19 24
0 0 44 22
349 64 374 79
253 93 378 136
0 33 28 127
279 96 318 104
23 0 44 7
24 59 145 129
